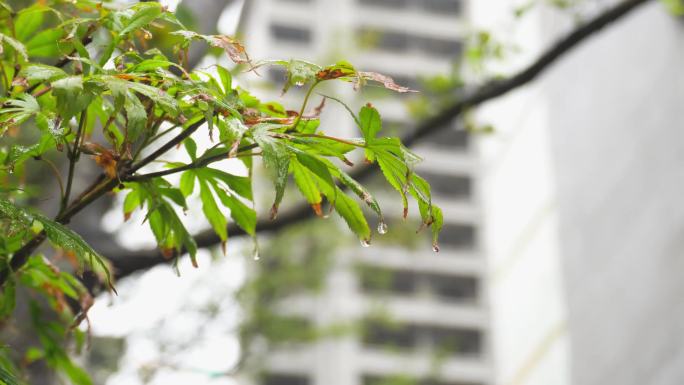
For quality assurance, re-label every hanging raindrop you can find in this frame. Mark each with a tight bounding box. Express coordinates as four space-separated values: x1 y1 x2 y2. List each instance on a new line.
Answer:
377 221 388 235
253 249 260 261
432 244 440 253
360 239 371 248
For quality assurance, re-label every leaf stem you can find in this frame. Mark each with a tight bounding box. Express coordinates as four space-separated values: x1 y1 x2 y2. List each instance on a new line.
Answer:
294 133 365 148
61 111 87 213
291 80 319 130
36 156 65 200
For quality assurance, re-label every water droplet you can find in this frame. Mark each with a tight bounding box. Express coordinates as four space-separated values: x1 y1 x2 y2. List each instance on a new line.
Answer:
377 222 388 235
253 249 260 261
360 239 371 248
432 244 440 253
295 81 305 87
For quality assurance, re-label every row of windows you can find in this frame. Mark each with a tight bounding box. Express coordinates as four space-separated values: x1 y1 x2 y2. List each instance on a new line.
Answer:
279 0 463 15
420 171 471 199
262 374 483 385
439 223 476 249
364 321 482 355
365 376 483 385
268 23 463 59
273 0 463 16
357 27 463 58
358 265 478 303
358 0 463 15
270 24 312 44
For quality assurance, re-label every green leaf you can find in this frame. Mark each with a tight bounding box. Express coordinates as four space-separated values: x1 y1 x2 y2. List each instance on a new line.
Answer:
20 64 67 82
15 4 47 41
359 104 382 142
0 366 19 385
198 179 227 241
129 59 175 73
126 80 178 116
123 188 141 220
184 137 197 161
179 171 195 197
6 134 55 168
25 28 64 57
32 213 114 290
0 278 16 319
291 159 322 214
319 182 371 243
292 150 335 201
333 166 383 220
0 33 27 61
212 182 256 236
120 3 163 36
124 92 147 141
52 76 91 119
252 124 291 218
198 168 252 200
430 205 443 251
374 150 409 218
216 65 232 92
0 94 41 131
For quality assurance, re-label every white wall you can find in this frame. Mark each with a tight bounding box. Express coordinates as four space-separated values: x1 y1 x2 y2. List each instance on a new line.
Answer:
479 2 684 385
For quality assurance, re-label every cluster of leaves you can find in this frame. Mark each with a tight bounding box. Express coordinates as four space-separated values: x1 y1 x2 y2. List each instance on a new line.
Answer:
0 0 442 382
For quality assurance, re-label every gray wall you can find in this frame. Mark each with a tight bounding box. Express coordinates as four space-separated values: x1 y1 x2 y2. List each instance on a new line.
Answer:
544 4 684 385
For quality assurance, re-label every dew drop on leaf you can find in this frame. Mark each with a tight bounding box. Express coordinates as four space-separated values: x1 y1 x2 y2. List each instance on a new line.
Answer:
377 221 388 235
432 244 440 253
360 239 371 248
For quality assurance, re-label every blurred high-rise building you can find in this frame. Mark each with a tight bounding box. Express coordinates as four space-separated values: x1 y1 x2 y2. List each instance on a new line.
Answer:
241 1 491 385
240 1 684 385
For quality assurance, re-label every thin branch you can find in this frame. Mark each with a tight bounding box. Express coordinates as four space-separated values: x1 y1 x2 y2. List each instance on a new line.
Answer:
125 143 259 182
128 118 205 174
61 111 87 213
36 156 65 200
104 0 653 279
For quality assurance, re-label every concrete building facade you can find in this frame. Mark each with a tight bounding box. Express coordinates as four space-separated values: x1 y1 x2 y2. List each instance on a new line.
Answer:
241 1 684 385
241 1 492 385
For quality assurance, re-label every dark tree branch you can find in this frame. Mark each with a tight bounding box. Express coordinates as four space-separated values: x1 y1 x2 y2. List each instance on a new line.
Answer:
0 120 207 287
105 0 652 279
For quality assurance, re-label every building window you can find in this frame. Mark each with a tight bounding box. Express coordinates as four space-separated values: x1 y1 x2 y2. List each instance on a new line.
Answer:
425 273 478 302
363 321 483 356
357 27 462 59
426 326 482 355
365 376 483 385
422 0 462 15
263 374 310 385
359 266 417 295
419 171 471 198
270 24 311 44
419 123 469 149
439 223 476 250
358 265 478 303
358 0 408 8
358 28 409 52
358 0 462 16
414 36 463 57
364 321 418 349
